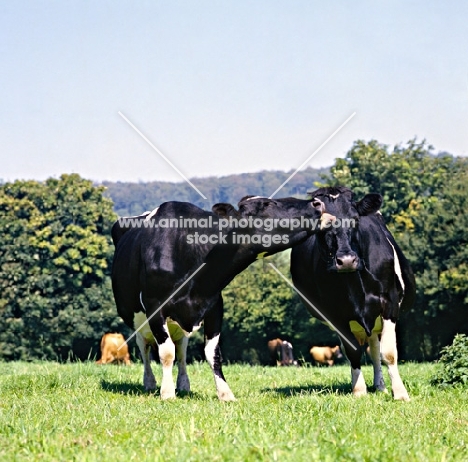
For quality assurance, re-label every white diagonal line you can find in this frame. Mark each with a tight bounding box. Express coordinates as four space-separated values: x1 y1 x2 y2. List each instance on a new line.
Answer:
268 263 357 350
118 263 207 350
118 111 207 200
269 112 356 199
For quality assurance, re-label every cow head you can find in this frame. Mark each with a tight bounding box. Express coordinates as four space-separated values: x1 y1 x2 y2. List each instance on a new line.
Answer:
211 195 334 257
308 186 382 272
213 196 335 232
236 196 334 226
331 345 343 360
214 196 324 217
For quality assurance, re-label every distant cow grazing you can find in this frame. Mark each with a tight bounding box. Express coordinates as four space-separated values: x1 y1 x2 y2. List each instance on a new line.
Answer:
96 333 131 365
310 345 343 366
112 197 333 400
291 186 415 400
268 338 297 366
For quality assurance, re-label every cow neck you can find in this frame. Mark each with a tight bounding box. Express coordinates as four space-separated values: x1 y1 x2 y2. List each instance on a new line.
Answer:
194 229 312 296
193 234 259 296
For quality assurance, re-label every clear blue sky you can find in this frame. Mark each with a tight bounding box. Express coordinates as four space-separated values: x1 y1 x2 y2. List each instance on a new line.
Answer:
1 1 467 183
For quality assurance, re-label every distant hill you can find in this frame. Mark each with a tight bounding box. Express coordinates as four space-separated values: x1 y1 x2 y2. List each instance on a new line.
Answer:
102 166 329 217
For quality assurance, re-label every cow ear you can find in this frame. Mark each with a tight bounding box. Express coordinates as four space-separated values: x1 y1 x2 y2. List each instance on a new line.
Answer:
355 193 382 215
212 203 239 217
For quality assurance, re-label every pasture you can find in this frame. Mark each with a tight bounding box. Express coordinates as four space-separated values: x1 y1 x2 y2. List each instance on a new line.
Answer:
0 361 467 461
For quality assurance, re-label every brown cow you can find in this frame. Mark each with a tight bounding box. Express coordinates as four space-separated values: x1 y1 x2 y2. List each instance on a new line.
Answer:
96 333 131 365
310 345 343 366
268 338 297 366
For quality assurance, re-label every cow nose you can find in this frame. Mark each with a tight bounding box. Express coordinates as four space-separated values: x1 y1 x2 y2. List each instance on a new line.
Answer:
335 253 359 271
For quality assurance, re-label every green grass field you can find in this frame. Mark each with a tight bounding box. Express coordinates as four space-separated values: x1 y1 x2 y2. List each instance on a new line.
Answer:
0 361 467 461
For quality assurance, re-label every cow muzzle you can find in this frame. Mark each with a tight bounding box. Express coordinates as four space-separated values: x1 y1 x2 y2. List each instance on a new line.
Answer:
335 252 359 272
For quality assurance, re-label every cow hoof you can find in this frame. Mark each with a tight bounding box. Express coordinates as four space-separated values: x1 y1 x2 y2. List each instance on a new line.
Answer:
161 390 177 400
394 393 410 401
218 391 236 402
144 378 157 391
177 385 191 394
374 385 388 393
353 389 367 398
176 376 191 393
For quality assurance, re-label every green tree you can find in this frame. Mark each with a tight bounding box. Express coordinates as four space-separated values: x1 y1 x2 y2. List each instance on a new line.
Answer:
0 174 128 360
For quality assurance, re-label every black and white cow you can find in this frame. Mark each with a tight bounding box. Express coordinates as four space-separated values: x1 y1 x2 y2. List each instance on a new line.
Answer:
112 197 333 401
291 186 415 400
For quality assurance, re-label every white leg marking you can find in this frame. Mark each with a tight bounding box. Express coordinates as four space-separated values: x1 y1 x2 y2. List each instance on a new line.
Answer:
136 332 156 391
368 332 387 393
205 335 236 401
351 367 367 397
175 336 190 392
380 319 410 401
158 324 176 400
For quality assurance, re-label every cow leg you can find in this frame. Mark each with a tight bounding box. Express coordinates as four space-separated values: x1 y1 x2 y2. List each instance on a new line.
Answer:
174 335 190 393
141 291 177 400
204 300 235 401
155 323 177 400
368 332 387 392
351 368 366 397
135 332 156 391
205 334 235 401
342 337 367 397
380 319 410 401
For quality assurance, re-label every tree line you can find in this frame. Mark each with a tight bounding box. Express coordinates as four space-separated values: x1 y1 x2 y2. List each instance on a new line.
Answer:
0 139 466 362
102 166 328 216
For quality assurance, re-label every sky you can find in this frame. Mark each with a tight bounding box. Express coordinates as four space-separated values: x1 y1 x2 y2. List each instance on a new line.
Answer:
1 1 467 184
